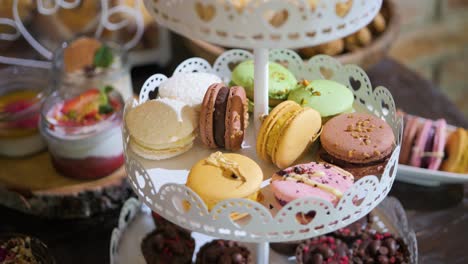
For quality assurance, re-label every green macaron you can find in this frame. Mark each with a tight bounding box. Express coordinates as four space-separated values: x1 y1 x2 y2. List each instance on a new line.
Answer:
288 79 354 121
231 60 297 105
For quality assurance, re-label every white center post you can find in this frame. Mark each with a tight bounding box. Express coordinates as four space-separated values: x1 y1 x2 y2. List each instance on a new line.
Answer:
253 48 270 132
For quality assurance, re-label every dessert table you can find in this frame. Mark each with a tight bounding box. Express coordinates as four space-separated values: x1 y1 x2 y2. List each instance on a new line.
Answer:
0 38 467 263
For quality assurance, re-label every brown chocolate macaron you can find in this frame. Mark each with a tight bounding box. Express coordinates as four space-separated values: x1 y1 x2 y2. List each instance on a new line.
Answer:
199 83 248 150
319 113 395 179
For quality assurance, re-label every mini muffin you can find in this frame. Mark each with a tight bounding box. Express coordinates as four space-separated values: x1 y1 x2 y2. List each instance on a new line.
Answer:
231 60 297 108
296 236 351 264
186 152 263 211
141 225 195 264
126 98 197 160
288 79 354 123
199 83 248 150
158 72 222 111
257 101 322 169
320 113 395 179
441 128 468 173
271 162 354 207
196 240 253 264
351 232 410 264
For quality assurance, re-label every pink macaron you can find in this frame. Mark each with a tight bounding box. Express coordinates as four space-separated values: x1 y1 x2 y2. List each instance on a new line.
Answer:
399 115 420 165
270 162 354 207
409 118 446 170
428 119 447 170
410 119 433 168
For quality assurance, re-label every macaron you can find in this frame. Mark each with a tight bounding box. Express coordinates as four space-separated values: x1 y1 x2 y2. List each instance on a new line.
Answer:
231 60 297 107
441 128 468 174
199 83 248 150
125 98 197 160
288 79 354 122
257 101 322 169
319 113 395 179
271 162 354 207
399 115 420 165
406 118 447 170
186 152 263 211
158 72 222 110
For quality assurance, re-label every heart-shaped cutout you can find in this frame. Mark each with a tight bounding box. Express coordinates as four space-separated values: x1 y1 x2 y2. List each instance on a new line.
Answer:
231 213 252 228
335 0 353 18
264 9 289 28
320 66 334 79
148 89 158 100
228 61 240 71
195 2 216 22
349 77 361 91
295 210 316 225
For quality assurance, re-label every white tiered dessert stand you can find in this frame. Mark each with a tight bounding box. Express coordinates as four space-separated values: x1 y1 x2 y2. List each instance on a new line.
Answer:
117 1 404 263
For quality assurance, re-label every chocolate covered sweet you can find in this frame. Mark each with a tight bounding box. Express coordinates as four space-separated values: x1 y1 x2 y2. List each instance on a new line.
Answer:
296 236 351 264
141 226 195 264
332 215 373 244
151 212 191 236
351 232 410 264
196 240 252 264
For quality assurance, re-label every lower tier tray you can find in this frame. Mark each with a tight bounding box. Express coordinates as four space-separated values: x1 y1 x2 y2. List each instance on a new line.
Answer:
110 197 417 263
0 151 132 218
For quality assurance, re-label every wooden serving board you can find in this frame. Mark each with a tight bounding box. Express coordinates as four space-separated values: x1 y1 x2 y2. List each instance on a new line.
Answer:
0 151 133 219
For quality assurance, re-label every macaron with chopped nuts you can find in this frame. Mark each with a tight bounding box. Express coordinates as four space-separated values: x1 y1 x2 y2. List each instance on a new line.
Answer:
288 79 354 123
319 113 395 179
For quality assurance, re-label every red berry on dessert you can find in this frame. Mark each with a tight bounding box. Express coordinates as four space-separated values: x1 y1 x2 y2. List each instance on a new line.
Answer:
40 86 124 180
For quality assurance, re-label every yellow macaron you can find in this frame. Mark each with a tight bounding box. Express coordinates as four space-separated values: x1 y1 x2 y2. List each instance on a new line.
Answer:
186 152 263 211
441 128 468 173
257 101 322 169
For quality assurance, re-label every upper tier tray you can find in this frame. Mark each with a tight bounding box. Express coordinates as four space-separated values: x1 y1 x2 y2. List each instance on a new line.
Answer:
122 49 403 243
144 0 383 48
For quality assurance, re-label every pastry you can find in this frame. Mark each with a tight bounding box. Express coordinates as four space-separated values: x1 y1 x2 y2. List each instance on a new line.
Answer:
441 128 468 173
408 119 447 170
151 212 191 236
58 37 134 100
319 113 395 179
40 87 124 179
158 72 222 111
231 60 297 108
298 39 345 58
398 115 420 165
288 79 354 123
126 98 197 160
271 162 354 207
186 152 263 211
196 240 253 264
141 225 195 264
296 236 351 264
257 101 322 169
199 83 248 150
0 88 45 158
0 235 54 264
351 232 410 264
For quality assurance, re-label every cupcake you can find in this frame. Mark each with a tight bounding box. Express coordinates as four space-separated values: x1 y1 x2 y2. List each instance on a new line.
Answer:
141 226 195 264
296 236 351 264
196 240 252 264
40 87 124 179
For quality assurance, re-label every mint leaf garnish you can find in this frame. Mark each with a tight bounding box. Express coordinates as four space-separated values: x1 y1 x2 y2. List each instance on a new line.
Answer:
104 85 114 94
93 45 114 68
99 104 114 114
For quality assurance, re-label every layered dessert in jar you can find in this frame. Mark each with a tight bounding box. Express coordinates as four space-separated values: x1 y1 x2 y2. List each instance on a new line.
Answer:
40 86 124 180
53 37 133 100
0 67 49 158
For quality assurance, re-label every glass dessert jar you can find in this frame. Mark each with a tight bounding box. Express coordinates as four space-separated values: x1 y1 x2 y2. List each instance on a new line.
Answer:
40 86 124 180
0 66 50 157
52 37 134 100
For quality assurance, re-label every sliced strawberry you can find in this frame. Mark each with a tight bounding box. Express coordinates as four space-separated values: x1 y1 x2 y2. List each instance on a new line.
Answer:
61 88 100 115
